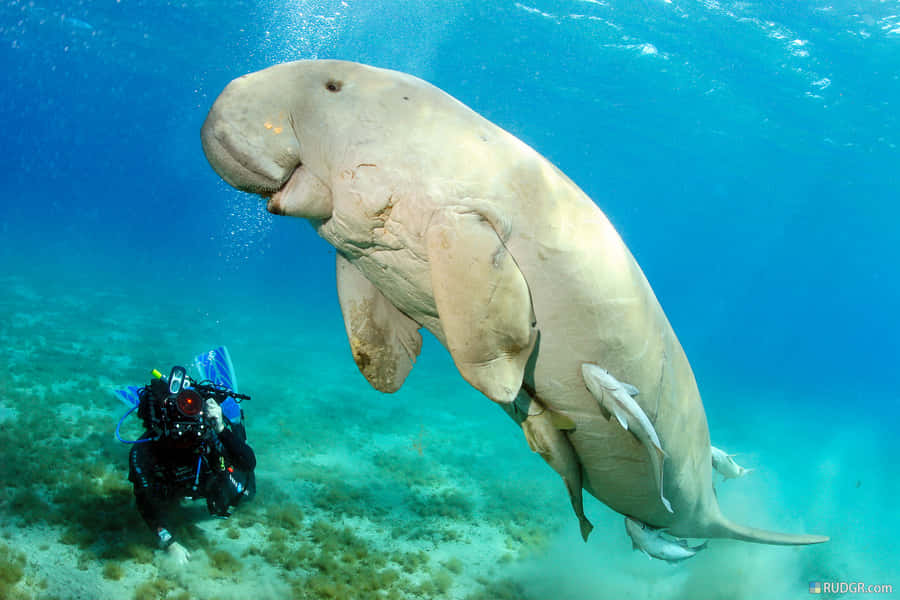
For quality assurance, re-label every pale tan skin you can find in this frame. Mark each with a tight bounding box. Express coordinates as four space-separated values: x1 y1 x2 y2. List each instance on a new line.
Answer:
201 60 827 545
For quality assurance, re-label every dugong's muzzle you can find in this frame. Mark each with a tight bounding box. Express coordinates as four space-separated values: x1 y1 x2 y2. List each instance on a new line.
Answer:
201 74 302 195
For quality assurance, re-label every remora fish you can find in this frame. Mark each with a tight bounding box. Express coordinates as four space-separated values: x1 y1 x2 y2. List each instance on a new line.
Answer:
711 446 753 480
624 516 708 563
582 363 672 513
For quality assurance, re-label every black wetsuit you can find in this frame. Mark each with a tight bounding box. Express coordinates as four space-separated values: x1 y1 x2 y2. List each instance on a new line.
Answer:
128 388 256 542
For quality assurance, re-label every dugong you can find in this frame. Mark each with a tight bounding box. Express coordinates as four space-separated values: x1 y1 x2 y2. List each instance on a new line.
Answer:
201 60 827 545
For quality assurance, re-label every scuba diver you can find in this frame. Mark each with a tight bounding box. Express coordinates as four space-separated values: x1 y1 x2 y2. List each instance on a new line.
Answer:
114 347 256 565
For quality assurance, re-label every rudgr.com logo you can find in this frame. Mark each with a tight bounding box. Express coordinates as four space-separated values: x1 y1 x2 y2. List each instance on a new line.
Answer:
810 581 893 594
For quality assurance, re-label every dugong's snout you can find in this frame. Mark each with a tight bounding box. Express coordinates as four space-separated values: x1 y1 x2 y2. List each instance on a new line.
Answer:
201 76 302 195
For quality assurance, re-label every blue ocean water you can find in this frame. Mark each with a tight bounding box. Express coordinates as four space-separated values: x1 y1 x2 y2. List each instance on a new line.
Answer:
0 1 897 599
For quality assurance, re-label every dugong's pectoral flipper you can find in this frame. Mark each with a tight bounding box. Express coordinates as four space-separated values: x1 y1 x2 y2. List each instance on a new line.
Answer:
509 391 593 542
336 253 423 392
426 207 537 404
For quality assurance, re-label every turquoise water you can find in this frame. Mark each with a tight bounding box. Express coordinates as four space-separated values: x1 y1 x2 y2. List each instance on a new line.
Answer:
1 1 897 599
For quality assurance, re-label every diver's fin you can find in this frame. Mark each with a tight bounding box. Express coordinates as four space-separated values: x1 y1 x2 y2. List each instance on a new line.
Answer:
195 347 244 424
113 385 142 408
336 253 422 393
194 346 238 392
425 206 537 404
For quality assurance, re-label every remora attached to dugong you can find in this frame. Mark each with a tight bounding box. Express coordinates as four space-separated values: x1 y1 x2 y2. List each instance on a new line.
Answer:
201 59 827 545
581 363 672 514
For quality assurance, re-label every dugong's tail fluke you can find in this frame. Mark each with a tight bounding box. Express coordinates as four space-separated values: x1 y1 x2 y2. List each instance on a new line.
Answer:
706 513 829 546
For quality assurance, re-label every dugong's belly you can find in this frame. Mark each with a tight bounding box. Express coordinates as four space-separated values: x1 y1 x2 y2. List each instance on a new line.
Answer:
321 185 714 529
507 210 714 528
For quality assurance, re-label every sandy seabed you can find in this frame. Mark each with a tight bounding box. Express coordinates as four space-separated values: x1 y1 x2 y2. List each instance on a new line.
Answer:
0 273 895 600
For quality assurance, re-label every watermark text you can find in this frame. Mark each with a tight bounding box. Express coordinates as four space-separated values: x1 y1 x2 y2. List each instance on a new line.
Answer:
810 581 893 594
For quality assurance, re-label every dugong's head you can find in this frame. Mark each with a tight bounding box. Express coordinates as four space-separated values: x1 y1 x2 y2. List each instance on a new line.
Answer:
201 60 353 219
202 60 440 219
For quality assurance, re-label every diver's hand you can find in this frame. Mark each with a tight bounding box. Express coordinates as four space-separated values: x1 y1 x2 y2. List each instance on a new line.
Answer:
166 541 191 566
205 399 225 433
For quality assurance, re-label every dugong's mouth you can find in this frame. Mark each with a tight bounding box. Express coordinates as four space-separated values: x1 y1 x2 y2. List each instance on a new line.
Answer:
261 164 301 215
201 124 295 194
262 163 334 220
200 103 302 197
262 181 286 215
200 79 331 219
257 164 297 214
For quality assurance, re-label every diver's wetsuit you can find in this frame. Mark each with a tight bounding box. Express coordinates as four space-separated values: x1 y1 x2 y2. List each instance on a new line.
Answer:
128 422 256 542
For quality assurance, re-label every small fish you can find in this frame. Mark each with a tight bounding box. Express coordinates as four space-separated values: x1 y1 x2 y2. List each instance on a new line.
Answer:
624 517 708 563
63 15 94 31
582 363 672 513
710 446 753 480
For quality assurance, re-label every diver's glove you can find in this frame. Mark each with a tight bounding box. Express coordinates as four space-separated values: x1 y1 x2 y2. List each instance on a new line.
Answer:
205 398 225 433
167 541 191 566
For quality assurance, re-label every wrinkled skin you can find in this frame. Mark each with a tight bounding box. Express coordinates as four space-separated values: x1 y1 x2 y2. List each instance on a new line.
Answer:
202 60 827 545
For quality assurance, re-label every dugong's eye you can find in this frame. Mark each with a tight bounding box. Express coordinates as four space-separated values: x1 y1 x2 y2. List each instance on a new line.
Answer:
325 80 343 93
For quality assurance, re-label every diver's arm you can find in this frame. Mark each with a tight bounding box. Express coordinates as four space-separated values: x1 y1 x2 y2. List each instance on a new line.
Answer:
133 488 174 545
216 426 257 471
204 399 256 471
133 478 190 564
